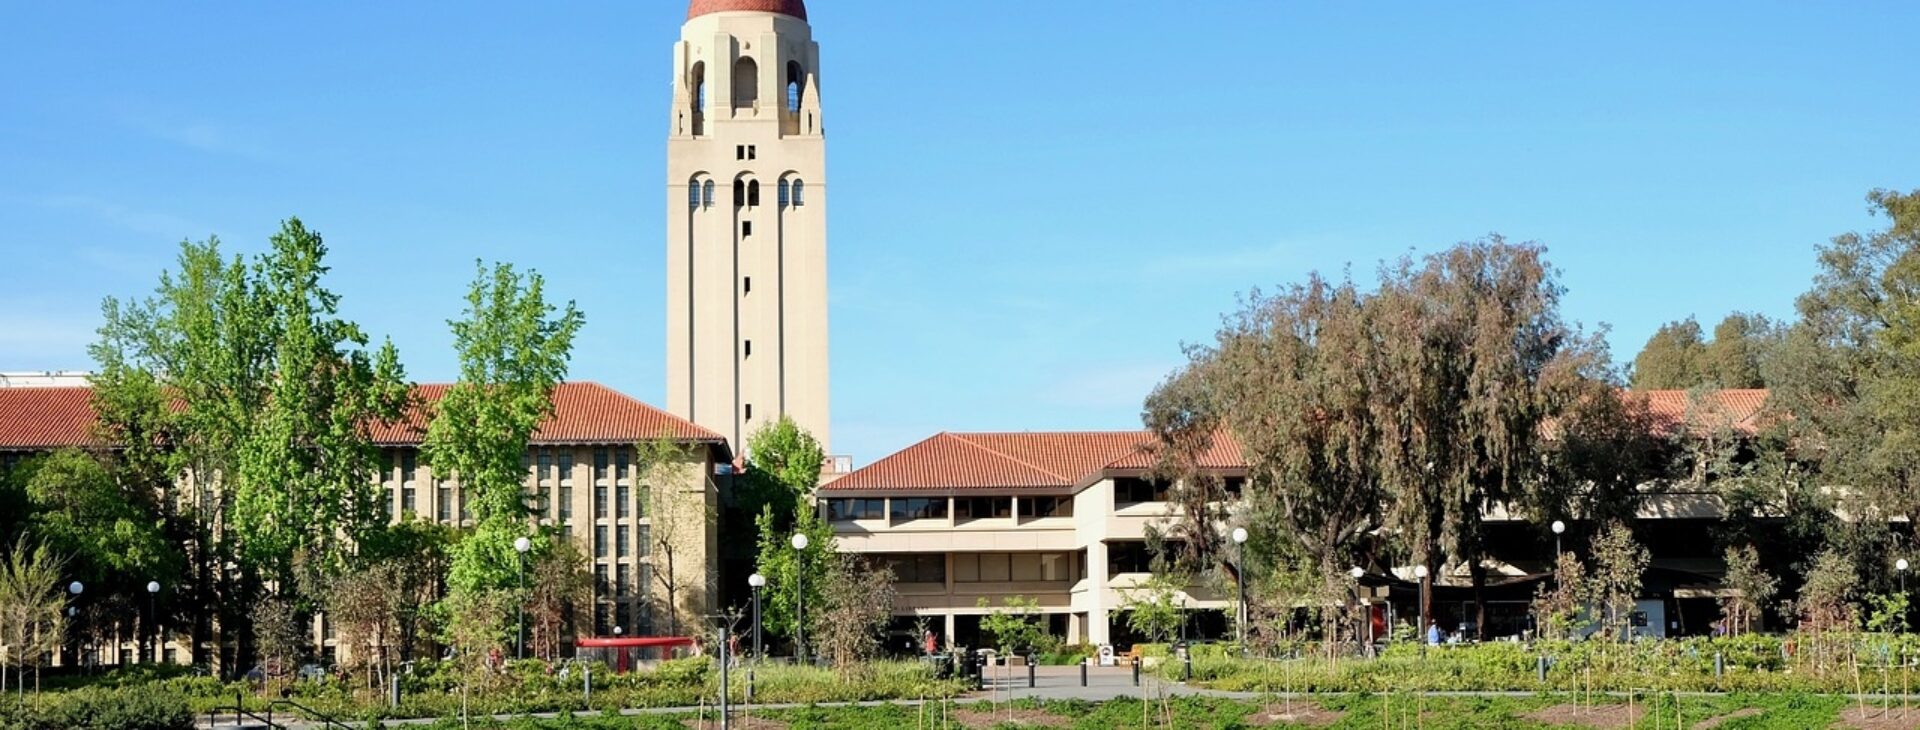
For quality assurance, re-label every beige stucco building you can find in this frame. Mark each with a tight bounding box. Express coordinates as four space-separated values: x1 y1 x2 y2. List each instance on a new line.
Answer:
665 0 831 453
818 432 1246 647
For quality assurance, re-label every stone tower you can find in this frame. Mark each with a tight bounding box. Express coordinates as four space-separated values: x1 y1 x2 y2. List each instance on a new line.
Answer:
666 0 830 454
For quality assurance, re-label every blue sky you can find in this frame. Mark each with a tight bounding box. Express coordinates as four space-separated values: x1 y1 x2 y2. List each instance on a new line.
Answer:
2 1 1916 462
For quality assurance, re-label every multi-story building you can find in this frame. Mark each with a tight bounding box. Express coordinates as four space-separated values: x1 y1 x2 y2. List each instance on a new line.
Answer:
818 431 1245 648
0 381 731 664
665 0 831 452
821 390 1771 648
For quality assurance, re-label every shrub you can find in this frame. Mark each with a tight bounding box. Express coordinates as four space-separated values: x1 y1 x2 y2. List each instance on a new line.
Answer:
0 685 193 730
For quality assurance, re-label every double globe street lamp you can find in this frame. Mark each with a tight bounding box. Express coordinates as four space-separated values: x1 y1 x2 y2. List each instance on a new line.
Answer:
747 573 766 660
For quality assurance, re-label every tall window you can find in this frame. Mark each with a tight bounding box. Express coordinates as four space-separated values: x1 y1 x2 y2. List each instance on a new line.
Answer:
792 180 805 207
437 485 452 522
559 453 573 484
617 526 630 558
688 181 702 209
401 452 417 484
595 485 609 519
615 450 630 480
595 526 608 558
733 57 759 107
778 179 790 206
594 449 609 480
702 180 715 207
617 485 631 519
637 524 651 556
786 61 805 113
747 180 761 207
538 452 553 484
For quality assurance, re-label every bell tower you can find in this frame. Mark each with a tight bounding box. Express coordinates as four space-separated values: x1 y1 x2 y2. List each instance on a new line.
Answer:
666 0 829 453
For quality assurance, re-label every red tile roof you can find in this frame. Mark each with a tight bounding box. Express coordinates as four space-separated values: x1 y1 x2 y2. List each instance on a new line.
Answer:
823 431 1169 493
688 0 807 21
0 387 100 450
826 391 1772 494
1638 389 1769 436
0 382 723 451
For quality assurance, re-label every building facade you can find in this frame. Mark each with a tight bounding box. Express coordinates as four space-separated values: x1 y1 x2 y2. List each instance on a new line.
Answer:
821 390 1771 649
0 381 731 665
665 0 831 453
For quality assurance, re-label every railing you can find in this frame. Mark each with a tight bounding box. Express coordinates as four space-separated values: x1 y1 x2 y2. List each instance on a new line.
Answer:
204 690 354 730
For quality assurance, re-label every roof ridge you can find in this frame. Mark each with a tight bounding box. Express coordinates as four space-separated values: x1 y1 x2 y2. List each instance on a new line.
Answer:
946 433 1074 483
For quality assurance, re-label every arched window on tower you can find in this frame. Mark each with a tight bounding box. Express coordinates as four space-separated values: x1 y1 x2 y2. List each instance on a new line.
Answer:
792 180 805 207
689 179 702 209
702 180 715 207
747 180 761 207
690 62 707 136
786 61 804 113
778 180 790 207
733 57 759 109
733 180 746 208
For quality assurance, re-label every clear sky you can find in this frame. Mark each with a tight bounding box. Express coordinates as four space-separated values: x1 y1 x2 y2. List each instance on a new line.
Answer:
2 2 1916 462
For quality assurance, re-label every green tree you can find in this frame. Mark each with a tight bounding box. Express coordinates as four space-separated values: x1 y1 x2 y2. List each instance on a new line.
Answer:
1121 574 1186 647
1630 318 1706 389
977 595 1042 656
424 261 584 596
15 450 177 600
1764 190 1920 569
0 538 66 697
1718 544 1776 636
1529 551 1589 640
745 418 829 651
1705 312 1778 389
1588 520 1648 642
90 220 408 671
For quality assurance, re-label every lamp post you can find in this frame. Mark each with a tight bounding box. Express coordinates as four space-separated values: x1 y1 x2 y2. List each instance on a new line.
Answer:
1349 566 1367 651
748 573 766 660
67 581 84 670
1230 528 1249 653
1550 520 1566 560
145 581 160 664
1413 565 1429 658
790 533 810 662
1900 559 1911 632
514 536 532 660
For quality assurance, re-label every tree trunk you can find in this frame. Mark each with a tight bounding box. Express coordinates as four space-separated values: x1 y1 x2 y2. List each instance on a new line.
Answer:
1470 561 1489 641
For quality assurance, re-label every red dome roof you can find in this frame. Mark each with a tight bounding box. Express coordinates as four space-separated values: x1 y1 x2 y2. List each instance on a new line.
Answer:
687 0 807 21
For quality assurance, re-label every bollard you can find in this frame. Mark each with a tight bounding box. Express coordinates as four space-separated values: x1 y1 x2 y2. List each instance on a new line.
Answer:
1028 657 1036 688
584 663 592 705
389 673 401 708
1184 653 1193 682
1537 655 1548 683
1080 658 1088 687
976 654 988 690
1714 652 1725 679
1132 657 1141 687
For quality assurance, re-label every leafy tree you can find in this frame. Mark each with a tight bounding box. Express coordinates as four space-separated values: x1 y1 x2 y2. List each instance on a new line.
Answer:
90 220 408 672
1121 574 1186 647
425 261 583 596
750 505 832 651
1705 313 1779 389
746 418 830 653
250 596 306 680
977 595 1042 656
0 538 66 697
1529 551 1589 640
813 554 897 674
15 450 178 605
440 589 515 723
1795 549 1857 634
1719 544 1776 636
1630 318 1707 389
1764 190 1920 562
525 539 592 661
1588 520 1647 642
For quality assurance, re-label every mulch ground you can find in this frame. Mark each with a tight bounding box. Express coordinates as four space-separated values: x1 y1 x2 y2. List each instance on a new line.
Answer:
1246 703 1345 727
1523 703 1646 729
949 707 1072 728
1689 707 1762 730
1837 706 1920 729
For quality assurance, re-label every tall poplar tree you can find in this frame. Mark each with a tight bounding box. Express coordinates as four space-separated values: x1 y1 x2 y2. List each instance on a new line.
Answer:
91 219 408 670
425 262 584 595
